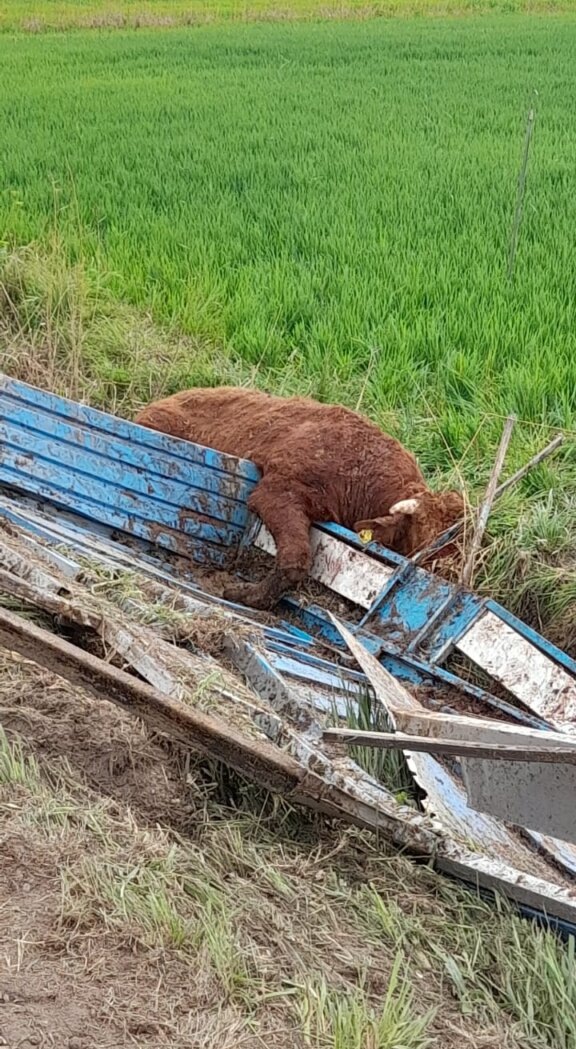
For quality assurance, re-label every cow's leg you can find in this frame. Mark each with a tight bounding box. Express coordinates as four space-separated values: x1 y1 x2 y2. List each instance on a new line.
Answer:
223 478 312 610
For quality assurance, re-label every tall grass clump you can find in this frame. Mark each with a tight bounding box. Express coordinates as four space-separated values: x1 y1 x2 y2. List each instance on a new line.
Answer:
0 239 244 410
341 689 415 800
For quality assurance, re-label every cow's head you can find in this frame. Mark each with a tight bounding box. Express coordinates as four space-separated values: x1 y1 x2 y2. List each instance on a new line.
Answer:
355 490 464 559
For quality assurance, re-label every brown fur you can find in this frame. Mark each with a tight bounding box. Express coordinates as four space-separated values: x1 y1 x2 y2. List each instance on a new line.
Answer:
135 387 464 608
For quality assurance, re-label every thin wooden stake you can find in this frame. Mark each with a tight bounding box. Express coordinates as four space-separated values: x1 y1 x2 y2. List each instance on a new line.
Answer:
494 432 564 500
461 413 516 588
507 107 535 282
413 431 564 567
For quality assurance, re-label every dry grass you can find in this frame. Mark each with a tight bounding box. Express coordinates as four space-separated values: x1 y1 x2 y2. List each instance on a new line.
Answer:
0 238 245 414
0 651 575 1047
2 0 573 34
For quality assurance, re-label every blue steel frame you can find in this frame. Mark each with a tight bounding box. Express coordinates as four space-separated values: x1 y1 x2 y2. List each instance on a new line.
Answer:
0 374 569 730
1 374 576 934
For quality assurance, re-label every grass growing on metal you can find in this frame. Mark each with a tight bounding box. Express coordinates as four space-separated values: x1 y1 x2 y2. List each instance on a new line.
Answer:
342 688 416 800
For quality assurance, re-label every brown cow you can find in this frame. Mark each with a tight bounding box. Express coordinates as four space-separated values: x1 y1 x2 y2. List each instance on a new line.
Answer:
135 387 464 609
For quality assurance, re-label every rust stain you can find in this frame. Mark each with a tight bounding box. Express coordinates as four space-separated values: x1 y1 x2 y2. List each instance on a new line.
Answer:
178 506 220 529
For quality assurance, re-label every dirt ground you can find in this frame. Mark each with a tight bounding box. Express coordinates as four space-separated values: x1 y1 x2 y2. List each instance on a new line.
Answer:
0 646 543 1049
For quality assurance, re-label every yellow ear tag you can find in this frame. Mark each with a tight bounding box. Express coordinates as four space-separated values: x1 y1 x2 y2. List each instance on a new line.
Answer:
358 529 373 544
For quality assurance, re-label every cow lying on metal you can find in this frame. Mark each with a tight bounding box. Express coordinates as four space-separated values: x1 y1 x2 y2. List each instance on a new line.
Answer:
136 387 464 609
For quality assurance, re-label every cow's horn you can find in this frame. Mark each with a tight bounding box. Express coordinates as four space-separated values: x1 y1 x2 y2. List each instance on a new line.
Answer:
389 498 420 516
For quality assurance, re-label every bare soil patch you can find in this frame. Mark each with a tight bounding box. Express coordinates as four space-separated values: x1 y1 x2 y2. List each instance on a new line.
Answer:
0 651 531 1049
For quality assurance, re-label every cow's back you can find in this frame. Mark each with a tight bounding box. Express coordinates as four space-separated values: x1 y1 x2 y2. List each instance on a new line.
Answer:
135 386 425 524
136 386 359 465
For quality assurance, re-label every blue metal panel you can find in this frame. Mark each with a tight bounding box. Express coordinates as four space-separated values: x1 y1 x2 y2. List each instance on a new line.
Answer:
369 571 457 646
318 523 484 661
284 603 433 685
279 622 318 646
0 449 241 549
265 640 368 687
282 600 552 730
407 593 460 651
0 493 325 657
0 492 231 567
487 599 576 680
0 377 564 729
318 522 404 567
0 421 250 535
381 646 552 729
0 375 260 483
266 652 366 696
0 375 264 561
282 600 385 654
0 402 255 509
265 626 316 649
356 561 416 630
419 593 485 662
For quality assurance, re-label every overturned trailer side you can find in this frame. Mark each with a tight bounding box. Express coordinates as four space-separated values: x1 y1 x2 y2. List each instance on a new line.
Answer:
1 374 576 933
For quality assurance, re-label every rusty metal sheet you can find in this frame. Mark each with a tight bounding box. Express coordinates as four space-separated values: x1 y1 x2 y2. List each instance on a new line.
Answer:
329 615 576 884
255 525 392 607
458 611 576 729
462 758 576 844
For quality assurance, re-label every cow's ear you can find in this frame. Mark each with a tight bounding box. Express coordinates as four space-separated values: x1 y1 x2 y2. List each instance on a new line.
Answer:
388 498 420 516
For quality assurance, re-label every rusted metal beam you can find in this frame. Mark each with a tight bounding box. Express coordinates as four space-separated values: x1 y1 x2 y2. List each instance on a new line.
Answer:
0 602 443 852
323 728 576 764
0 603 302 794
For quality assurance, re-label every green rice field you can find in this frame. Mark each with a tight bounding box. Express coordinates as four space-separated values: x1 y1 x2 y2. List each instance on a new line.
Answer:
2 15 576 633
